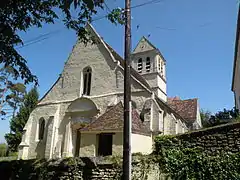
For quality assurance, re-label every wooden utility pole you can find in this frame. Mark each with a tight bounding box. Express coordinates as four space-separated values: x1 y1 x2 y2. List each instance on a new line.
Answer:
123 0 132 179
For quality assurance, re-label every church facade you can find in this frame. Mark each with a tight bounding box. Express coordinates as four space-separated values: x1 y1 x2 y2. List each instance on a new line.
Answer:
18 24 202 160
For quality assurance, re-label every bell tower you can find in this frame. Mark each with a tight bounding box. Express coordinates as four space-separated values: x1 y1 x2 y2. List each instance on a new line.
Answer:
131 37 167 102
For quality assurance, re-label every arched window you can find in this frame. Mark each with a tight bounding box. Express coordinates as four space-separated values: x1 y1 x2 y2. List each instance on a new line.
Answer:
146 57 151 72
39 118 45 140
137 58 143 73
158 58 161 71
161 61 164 74
83 67 92 95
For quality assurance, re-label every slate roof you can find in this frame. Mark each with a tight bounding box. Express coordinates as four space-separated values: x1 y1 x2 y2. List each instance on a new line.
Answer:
167 97 198 122
81 102 151 136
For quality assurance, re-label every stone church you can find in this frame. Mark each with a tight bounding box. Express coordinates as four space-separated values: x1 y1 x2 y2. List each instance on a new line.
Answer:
18 24 202 160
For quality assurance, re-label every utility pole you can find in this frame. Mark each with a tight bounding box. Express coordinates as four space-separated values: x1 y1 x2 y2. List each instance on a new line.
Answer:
123 0 131 179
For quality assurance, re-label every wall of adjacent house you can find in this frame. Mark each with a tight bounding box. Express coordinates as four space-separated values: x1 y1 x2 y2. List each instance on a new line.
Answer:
233 34 240 110
131 134 153 154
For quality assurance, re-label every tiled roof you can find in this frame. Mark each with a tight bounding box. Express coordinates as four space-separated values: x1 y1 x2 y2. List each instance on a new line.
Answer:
81 102 151 136
167 97 198 122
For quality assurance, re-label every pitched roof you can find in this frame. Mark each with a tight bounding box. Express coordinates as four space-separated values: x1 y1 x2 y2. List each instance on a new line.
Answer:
81 102 151 136
167 97 198 122
132 36 166 62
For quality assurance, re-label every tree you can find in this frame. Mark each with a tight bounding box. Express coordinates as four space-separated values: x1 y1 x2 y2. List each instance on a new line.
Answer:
0 143 7 157
200 109 212 128
5 87 39 152
1 0 123 85
201 107 240 128
0 66 26 120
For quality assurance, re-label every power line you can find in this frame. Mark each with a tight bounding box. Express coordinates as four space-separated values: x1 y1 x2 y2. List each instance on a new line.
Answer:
104 1 112 13
131 0 165 9
16 0 167 49
16 37 50 50
22 30 61 45
92 0 165 22
155 27 176 31
16 30 62 49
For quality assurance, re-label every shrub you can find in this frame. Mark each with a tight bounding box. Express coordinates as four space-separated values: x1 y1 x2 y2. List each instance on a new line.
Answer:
0 144 7 157
154 135 240 180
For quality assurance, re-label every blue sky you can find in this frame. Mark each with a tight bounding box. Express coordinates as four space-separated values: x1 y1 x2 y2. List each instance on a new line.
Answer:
0 0 239 143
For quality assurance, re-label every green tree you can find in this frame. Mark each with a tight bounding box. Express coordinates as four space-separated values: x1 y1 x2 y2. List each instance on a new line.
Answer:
5 87 39 152
0 66 26 120
1 0 123 85
200 109 212 128
201 107 240 128
0 143 7 157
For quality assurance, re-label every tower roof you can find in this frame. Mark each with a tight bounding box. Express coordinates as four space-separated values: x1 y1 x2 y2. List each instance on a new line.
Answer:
132 36 166 62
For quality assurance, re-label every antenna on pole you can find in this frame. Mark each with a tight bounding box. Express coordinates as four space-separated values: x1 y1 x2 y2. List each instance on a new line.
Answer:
123 0 132 179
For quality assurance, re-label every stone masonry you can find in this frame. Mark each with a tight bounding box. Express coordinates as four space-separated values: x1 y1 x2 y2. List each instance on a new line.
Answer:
160 122 240 155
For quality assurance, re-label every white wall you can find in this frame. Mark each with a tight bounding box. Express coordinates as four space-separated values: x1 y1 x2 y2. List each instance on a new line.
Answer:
131 133 152 154
196 103 202 129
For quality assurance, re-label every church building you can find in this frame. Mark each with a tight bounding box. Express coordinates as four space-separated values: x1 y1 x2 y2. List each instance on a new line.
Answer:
18 24 202 159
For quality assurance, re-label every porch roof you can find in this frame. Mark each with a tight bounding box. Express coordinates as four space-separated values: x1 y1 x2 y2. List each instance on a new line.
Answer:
80 102 151 136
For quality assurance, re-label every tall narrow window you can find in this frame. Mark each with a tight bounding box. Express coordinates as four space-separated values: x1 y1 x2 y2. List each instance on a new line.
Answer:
137 58 143 73
39 118 45 140
146 57 151 72
83 67 92 95
158 58 161 72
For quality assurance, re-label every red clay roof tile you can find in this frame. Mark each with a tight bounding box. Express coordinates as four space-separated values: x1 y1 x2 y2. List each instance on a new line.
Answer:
167 97 198 122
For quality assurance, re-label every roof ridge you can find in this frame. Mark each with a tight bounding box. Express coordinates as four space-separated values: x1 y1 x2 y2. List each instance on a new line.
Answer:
168 98 198 102
142 36 158 50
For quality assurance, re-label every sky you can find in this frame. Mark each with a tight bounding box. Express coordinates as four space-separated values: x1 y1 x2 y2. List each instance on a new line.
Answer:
0 0 239 143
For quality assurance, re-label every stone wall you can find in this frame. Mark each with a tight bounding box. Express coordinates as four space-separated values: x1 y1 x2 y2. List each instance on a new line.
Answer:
156 122 240 155
0 156 166 180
